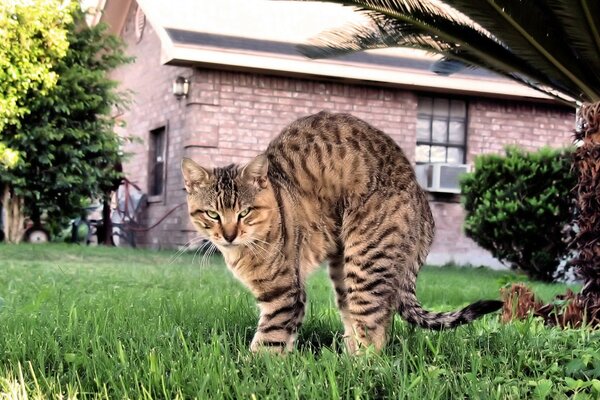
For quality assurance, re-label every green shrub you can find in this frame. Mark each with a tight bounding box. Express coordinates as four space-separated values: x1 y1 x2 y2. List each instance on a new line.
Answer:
461 146 576 281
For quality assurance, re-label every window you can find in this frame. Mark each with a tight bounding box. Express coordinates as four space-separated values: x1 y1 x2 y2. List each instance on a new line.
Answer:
148 127 166 197
416 96 467 164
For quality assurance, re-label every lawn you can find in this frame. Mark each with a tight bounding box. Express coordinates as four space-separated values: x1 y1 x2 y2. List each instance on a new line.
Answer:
0 244 598 399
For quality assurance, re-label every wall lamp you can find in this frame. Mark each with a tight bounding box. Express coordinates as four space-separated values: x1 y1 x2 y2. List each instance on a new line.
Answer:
173 76 190 100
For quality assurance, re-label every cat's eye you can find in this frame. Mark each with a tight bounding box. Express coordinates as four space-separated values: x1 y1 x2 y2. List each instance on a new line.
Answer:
239 208 251 218
206 210 220 219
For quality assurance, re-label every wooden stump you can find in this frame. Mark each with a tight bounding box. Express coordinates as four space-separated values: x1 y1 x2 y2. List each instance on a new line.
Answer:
1 185 25 244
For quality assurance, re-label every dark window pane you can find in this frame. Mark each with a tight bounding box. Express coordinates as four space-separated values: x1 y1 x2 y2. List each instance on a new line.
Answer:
151 162 164 196
154 132 164 160
432 120 447 143
450 100 466 118
149 127 166 196
449 121 466 144
418 97 433 115
433 98 449 117
417 118 431 141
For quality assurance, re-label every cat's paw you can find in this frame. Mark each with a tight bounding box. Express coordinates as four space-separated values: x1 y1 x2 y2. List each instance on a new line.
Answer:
250 340 289 354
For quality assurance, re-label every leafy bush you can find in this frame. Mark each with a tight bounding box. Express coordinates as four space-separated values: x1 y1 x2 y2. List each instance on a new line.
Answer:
0 9 129 237
461 146 576 281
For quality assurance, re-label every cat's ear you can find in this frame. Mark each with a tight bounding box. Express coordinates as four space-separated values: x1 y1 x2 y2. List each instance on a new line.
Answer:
240 154 268 189
181 158 212 193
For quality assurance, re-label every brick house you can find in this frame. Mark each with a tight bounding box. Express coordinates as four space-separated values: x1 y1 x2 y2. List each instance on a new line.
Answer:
98 0 575 268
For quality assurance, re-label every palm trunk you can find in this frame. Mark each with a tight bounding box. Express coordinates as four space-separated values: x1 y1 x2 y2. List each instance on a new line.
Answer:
1 185 25 244
573 102 600 300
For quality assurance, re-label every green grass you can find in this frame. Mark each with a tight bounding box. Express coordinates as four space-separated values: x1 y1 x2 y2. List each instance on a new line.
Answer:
0 244 599 399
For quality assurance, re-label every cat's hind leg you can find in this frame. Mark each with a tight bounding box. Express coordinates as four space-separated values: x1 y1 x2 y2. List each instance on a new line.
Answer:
340 197 412 353
328 251 359 353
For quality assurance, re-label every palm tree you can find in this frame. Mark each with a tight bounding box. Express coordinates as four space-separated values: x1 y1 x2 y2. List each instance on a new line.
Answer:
297 0 600 326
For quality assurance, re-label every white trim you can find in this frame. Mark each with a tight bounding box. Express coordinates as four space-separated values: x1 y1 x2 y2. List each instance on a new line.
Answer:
127 0 560 102
167 44 552 100
136 0 176 64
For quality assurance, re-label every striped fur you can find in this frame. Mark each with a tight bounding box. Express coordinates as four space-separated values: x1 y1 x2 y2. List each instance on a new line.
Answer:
182 111 502 353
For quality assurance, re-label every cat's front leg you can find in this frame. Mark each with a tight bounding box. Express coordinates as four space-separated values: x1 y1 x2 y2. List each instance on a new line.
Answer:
250 287 306 353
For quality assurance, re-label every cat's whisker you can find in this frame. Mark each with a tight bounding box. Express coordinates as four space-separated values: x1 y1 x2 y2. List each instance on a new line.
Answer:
175 235 206 255
202 241 215 263
199 244 210 268
206 243 218 268
247 240 282 262
250 237 283 257
242 238 266 256
200 241 217 269
250 236 275 246
170 242 197 265
192 243 206 265
197 244 211 268
170 240 194 263
247 240 269 256
169 235 206 264
193 240 212 266
244 241 259 258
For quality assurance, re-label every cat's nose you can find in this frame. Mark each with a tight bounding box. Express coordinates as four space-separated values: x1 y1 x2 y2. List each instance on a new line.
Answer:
223 230 237 243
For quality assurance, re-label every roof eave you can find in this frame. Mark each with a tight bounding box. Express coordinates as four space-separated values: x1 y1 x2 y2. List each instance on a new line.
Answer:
164 44 562 104
97 0 133 36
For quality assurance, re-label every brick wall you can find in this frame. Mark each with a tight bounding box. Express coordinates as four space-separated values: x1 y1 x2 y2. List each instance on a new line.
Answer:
183 70 418 167
467 99 575 160
112 4 575 268
110 4 190 248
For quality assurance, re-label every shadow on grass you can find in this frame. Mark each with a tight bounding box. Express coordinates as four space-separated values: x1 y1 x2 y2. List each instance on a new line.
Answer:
206 312 472 356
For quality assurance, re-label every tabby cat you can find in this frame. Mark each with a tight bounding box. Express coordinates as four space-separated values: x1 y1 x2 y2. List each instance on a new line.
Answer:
181 111 502 353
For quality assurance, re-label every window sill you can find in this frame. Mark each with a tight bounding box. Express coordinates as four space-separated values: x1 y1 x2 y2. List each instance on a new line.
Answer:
425 191 462 203
147 194 164 204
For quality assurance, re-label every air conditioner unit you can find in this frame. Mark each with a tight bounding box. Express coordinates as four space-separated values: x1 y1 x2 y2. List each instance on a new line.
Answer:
414 163 470 194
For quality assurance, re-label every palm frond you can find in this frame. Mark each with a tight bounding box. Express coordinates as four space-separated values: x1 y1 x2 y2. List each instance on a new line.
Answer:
295 0 600 103
545 0 600 80
299 3 576 100
444 50 577 106
297 19 452 59
441 0 600 101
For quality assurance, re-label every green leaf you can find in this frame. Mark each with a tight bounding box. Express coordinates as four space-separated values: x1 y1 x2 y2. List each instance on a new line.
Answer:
533 379 553 400
566 359 587 376
64 353 77 363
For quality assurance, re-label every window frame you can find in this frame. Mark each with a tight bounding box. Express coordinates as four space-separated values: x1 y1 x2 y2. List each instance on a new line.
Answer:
416 95 468 165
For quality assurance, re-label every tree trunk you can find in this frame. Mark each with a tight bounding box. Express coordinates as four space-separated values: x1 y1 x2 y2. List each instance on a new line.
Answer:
100 193 113 246
1 185 25 244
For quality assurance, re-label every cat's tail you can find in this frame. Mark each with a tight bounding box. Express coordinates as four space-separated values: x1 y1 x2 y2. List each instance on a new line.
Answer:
397 293 503 330
397 190 503 330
